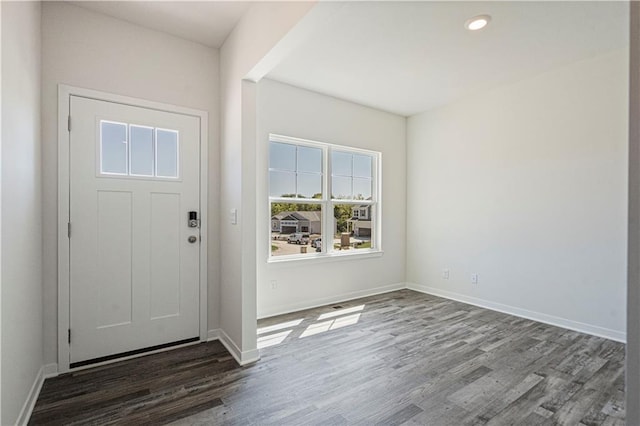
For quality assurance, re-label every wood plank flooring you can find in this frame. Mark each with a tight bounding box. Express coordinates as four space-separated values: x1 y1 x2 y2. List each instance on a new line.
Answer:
30 290 625 425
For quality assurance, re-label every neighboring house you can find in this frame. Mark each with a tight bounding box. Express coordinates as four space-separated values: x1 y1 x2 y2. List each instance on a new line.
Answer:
348 205 372 237
271 211 322 234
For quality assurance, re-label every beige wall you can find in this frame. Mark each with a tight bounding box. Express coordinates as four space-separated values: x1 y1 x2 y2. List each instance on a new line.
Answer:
627 2 640 422
1 2 43 424
407 48 629 340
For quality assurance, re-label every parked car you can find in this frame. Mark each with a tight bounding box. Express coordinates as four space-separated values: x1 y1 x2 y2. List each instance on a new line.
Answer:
287 233 310 244
311 238 322 249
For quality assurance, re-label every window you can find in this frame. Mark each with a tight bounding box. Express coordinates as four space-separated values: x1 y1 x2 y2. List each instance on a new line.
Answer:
269 134 380 259
100 120 179 179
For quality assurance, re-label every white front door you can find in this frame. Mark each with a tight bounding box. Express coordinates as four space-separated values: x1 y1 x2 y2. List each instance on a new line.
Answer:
69 96 201 365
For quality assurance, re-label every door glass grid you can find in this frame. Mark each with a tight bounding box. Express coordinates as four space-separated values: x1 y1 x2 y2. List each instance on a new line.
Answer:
100 120 179 179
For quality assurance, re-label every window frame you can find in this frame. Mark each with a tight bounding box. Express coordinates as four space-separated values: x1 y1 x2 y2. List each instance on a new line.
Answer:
268 134 382 262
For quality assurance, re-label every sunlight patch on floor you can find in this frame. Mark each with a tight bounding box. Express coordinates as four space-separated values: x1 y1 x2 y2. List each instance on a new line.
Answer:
257 319 304 335
257 305 366 346
257 330 293 349
300 313 362 338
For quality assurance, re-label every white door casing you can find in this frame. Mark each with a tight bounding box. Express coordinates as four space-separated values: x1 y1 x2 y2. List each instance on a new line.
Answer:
58 87 208 371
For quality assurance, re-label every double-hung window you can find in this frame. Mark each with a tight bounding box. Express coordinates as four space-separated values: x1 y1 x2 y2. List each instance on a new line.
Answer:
269 134 380 260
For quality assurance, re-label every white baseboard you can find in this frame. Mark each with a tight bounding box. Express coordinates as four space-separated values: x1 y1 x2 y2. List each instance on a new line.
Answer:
407 282 626 343
44 363 59 378
16 365 45 426
207 329 220 341
258 282 407 319
208 328 260 366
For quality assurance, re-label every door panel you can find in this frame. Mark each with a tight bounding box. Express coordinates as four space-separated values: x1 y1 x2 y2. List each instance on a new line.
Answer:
69 96 201 364
150 192 181 319
97 190 133 328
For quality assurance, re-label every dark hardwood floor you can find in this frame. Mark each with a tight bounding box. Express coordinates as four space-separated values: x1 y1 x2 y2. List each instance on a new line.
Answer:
30 290 625 425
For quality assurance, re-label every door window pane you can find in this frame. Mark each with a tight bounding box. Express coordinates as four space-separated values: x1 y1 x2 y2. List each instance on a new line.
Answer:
129 126 154 176
156 129 178 178
101 121 127 174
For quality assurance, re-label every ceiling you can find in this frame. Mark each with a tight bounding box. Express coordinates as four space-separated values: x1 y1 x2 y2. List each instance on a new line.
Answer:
266 1 629 116
71 1 253 48
71 1 629 117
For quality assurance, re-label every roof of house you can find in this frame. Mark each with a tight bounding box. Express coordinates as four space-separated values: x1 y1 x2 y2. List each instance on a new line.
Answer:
293 211 321 221
272 211 321 222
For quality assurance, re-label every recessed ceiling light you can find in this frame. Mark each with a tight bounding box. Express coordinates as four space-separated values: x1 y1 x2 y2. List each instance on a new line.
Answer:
465 14 491 31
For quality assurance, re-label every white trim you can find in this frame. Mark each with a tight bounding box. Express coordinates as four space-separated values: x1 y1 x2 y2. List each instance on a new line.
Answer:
268 133 382 262
16 366 45 426
407 282 626 343
213 329 260 366
267 249 383 265
57 85 71 373
57 85 209 373
258 282 407 319
44 363 59 379
207 329 221 341
198 100 209 344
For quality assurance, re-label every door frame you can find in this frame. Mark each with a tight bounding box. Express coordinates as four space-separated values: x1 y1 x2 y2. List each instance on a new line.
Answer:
57 85 209 373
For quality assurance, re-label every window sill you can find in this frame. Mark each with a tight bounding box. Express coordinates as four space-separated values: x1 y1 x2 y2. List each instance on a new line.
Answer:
267 249 383 266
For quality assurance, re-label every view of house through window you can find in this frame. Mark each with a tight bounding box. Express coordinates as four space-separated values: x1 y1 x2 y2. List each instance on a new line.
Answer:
269 134 379 259
271 203 323 257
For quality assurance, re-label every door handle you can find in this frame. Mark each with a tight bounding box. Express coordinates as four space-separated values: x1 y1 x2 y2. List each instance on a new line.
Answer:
188 235 198 244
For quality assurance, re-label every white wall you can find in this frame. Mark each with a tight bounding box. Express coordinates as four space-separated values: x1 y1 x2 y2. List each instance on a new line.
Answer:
257 79 407 318
219 2 315 361
407 49 628 341
1 2 43 424
41 2 220 365
627 3 640 421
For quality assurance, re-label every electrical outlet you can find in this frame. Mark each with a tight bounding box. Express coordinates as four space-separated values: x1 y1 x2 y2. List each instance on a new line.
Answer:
471 273 479 284
442 269 450 280
270 280 277 290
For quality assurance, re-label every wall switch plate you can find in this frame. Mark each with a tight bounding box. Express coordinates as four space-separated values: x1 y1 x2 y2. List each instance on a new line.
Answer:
442 269 450 280
270 280 277 290
471 273 479 284
230 208 237 225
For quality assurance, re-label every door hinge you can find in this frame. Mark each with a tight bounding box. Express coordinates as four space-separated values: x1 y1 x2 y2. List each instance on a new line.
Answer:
68 222 71 238
68 329 71 344
68 115 71 132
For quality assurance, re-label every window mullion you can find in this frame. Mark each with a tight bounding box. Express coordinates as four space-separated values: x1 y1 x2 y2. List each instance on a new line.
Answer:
324 145 331 254
294 146 299 197
127 124 132 176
